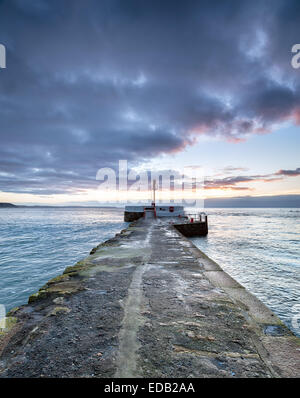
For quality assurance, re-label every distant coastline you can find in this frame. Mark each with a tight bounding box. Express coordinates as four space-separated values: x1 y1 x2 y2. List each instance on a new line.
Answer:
0 203 17 208
1 194 300 208
0 203 118 209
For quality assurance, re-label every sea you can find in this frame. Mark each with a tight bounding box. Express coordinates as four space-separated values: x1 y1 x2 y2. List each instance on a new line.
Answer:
0 207 299 336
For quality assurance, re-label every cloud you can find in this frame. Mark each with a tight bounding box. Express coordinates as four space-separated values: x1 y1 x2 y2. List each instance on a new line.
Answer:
204 167 300 190
0 0 299 194
275 168 300 176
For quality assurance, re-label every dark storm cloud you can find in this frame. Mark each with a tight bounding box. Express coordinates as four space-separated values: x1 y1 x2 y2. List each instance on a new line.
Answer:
0 0 299 194
275 168 300 176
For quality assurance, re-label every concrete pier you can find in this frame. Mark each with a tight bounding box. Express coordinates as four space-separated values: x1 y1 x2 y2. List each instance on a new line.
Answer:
0 218 299 378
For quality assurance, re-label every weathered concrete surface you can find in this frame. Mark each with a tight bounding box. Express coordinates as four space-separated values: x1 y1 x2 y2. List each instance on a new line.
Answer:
0 218 299 378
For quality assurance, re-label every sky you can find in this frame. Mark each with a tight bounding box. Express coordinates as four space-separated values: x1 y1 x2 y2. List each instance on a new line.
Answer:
0 0 299 206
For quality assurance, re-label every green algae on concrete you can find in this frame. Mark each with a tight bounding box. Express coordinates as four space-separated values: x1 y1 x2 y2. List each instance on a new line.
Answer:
48 306 71 316
26 228 140 305
0 317 17 339
63 259 90 275
28 274 86 304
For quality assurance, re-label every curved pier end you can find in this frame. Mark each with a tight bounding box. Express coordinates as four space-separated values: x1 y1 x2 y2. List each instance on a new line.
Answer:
0 218 299 378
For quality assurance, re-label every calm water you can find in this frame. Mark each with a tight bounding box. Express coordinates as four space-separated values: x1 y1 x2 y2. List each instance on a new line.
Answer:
0 207 299 336
0 207 126 312
191 208 300 336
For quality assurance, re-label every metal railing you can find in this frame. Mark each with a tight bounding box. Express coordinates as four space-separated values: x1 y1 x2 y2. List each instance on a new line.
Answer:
181 212 207 223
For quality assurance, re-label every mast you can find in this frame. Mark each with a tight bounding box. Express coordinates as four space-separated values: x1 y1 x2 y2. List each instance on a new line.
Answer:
152 179 156 206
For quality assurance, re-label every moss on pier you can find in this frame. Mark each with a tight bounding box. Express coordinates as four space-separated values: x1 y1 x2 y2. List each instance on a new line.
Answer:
28 280 85 304
48 306 71 316
63 260 90 275
0 316 17 337
26 233 125 305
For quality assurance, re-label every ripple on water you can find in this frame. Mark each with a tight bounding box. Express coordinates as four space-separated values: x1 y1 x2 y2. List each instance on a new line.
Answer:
0 207 127 312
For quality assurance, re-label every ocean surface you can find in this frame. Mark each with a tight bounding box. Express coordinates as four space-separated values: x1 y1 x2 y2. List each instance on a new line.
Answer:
0 207 299 336
0 207 127 312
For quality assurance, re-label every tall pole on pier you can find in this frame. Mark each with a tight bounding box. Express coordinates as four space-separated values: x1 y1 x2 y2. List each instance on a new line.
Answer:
152 179 156 206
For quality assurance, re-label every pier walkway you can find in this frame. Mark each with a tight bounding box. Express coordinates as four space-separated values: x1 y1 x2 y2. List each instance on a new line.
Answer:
0 219 299 377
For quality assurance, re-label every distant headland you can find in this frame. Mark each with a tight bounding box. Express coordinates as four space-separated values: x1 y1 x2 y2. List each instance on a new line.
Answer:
0 194 300 208
0 203 17 208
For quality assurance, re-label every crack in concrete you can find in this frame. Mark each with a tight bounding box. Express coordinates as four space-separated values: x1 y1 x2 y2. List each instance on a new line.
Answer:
114 224 153 378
